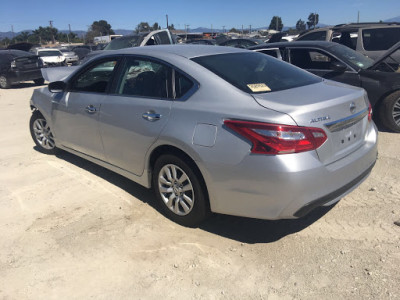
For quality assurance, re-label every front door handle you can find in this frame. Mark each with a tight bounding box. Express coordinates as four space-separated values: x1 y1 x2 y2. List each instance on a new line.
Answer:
85 105 97 114
142 111 162 122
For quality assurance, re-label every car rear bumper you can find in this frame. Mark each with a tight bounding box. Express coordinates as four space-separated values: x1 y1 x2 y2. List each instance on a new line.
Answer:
202 122 378 220
8 69 43 83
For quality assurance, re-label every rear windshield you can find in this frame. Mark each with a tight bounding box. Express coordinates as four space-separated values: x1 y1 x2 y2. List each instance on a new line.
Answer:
104 35 144 50
192 52 321 93
38 50 62 57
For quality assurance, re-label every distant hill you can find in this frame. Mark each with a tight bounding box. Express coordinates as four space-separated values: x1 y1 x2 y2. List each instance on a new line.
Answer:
384 16 400 22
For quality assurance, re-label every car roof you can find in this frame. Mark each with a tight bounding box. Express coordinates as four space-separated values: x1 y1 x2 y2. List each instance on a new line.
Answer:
95 44 250 59
249 41 337 50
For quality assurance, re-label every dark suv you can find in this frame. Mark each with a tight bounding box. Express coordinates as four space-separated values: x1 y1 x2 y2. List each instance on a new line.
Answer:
0 50 44 89
296 23 400 60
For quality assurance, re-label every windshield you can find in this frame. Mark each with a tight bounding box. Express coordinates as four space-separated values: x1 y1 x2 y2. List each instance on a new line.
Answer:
38 50 62 57
192 52 321 94
104 35 144 50
329 44 374 70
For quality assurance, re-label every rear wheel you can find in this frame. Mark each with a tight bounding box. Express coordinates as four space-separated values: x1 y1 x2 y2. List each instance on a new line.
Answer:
379 91 400 133
29 111 58 155
0 75 10 89
34 78 45 85
152 154 210 227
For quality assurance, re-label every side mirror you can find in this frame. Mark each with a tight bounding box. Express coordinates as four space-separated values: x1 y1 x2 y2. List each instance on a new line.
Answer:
331 61 347 73
48 81 66 93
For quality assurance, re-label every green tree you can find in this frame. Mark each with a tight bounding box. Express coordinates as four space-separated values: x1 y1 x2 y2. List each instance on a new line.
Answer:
307 13 319 29
15 31 31 42
268 16 283 31
296 19 306 32
135 22 151 33
86 20 114 43
229 28 240 33
152 22 161 30
31 26 58 44
168 24 175 30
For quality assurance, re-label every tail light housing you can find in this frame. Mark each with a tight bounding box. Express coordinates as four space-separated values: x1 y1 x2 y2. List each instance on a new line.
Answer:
368 103 372 122
224 120 327 155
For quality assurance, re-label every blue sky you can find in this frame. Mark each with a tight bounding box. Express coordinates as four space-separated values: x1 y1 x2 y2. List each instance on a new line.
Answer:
0 0 399 32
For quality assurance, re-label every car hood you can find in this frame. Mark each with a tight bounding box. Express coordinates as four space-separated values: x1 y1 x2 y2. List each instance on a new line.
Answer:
369 40 400 70
41 66 79 82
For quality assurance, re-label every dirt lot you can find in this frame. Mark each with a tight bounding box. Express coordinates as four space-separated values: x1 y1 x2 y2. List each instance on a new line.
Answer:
0 84 399 299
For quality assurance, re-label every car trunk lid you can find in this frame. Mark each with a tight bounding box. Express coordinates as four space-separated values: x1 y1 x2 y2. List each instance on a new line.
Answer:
252 80 370 165
13 55 41 70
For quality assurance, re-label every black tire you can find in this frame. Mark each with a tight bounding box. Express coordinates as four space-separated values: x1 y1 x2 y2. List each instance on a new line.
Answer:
379 90 400 133
29 111 58 155
34 78 45 86
152 154 210 227
0 74 10 89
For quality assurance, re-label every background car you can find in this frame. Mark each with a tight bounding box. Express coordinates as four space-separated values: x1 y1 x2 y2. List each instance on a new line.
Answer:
250 41 400 132
186 39 217 45
0 49 44 88
296 22 400 60
59 48 79 65
32 48 66 67
29 45 377 226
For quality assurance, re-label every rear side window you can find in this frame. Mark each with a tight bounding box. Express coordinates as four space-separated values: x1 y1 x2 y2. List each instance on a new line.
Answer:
289 48 341 70
192 52 321 94
175 71 194 98
117 58 172 98
258 49 279 58
297 31 327 41
362 28 400 51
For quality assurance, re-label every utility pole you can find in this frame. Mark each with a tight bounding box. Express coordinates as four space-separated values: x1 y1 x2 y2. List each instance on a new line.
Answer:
211 24 213 36
166 14 169 29
222 25 225 33
67 24 71 44
249 25 251 35
11 25 14 39
314 12 316 29
241 25 244 36
49 20 55 44
49 20 53 27
185 24 189 41
276 16 278 31
357 11 360 23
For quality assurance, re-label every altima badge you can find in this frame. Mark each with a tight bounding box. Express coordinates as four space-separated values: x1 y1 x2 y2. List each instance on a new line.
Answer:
310 116 331 123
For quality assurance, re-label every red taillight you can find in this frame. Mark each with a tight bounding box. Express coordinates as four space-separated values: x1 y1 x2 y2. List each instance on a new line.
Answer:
224 120 327 155
368 103 372 122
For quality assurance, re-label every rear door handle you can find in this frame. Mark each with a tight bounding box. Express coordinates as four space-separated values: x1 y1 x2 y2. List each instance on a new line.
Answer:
85 105 97 114
142 111 162 122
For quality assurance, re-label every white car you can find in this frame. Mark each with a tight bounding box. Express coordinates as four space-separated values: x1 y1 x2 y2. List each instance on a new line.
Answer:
59 48 79 65
34 48 66 67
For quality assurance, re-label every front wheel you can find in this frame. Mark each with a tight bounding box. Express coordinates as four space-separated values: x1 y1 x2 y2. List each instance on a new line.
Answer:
0 75 10 89
152 154 210 227
379 91 400 133
29 111 58 155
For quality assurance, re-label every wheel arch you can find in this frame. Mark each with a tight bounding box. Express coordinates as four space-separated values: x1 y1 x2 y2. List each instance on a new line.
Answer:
147 144 211 210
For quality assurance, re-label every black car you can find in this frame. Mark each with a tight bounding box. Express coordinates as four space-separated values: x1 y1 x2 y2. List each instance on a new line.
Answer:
0 50 44 89
186 39 217 45
249 41 400 132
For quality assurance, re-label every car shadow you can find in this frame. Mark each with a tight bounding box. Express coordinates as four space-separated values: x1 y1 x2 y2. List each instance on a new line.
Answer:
41 149 335 243
10 82 44 89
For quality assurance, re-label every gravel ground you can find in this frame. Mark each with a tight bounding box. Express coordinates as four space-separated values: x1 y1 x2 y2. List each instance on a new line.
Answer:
0 84 399 299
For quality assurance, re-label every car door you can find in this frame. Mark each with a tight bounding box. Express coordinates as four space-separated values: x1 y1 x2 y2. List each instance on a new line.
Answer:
288 47 361 87
52 58 120 160
99 56 173 176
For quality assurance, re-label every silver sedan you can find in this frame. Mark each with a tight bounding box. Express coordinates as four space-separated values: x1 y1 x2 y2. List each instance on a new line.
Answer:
29 45 378 226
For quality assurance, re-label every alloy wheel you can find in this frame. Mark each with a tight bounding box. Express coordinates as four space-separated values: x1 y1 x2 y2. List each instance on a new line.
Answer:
32 118 55 150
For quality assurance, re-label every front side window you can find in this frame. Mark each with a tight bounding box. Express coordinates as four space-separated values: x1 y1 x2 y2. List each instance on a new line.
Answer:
71 60 118 93
192 52 321 94
289 48 341 70
117 58 172 98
